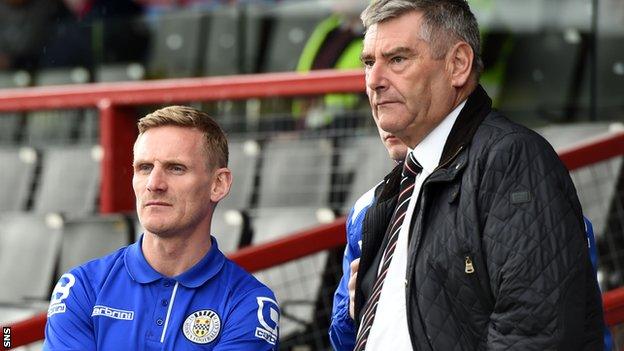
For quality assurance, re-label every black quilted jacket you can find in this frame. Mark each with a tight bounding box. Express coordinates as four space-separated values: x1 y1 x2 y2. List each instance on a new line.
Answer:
354 86 605 350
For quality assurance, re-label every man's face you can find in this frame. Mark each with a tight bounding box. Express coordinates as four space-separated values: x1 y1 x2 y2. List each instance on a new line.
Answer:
133 126 221 237
362 11 454 148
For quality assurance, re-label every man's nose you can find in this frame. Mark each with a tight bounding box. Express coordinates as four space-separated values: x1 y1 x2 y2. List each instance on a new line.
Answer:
366 62 388 93
146 168 167 192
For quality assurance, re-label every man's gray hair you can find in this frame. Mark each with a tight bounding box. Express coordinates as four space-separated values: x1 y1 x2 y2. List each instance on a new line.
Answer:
361 0 483 76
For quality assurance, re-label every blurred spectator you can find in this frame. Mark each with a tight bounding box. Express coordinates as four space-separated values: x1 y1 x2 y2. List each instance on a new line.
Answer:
40 0 148 68
136 0 278 16
62 0 143 21
294 0 367 129
0 0 67 70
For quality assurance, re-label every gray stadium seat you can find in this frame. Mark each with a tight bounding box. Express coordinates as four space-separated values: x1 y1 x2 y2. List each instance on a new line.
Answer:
0 71 30 144
0 147 38 212
497 31 585 126
0 212 63 304
147 10 206 78
0 70 31 89
0 115 24 145
261 4 329 72
257 138 333 208
57 215 132 276
339 135 397 213
219 139 259 210
211 208 247 254
595 35 624 121
251 207 335 338
82 63 147 143
203 7 242 76
95 63 146 82
25 68 91 145
33 145 101 216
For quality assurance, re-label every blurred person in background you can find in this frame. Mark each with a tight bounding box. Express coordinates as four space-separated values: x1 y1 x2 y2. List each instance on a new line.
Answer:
0 0 66 70
44 106 280 350
39 0 147 68
293 0 368 129
351 0 605 349
329 122 407 351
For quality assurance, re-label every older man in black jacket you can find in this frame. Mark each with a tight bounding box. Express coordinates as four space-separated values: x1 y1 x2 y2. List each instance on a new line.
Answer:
352 0 605 350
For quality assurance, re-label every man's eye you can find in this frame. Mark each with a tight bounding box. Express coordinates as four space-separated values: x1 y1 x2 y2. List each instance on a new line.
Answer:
391 56 405 64
363 60 374 67
135 164 152 173
171 165 185 173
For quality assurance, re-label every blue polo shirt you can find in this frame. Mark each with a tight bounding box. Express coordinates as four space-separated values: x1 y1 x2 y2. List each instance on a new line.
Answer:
44 236 279 350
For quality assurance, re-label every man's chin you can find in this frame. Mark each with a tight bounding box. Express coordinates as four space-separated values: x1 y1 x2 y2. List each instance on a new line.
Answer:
141 221 175 238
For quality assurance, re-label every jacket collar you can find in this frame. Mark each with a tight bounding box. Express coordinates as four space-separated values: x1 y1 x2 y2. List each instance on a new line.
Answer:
378 85 491 200
438 84 492 169
124 235 226 288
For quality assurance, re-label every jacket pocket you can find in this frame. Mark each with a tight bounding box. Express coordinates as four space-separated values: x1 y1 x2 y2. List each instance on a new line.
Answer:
426 259 476 349
462 253 495 311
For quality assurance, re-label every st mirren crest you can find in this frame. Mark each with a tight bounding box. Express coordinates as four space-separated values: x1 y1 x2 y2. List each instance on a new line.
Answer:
182 309 221 344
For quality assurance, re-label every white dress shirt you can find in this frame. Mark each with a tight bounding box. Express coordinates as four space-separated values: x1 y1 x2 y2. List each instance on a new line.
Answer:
365 100 466 350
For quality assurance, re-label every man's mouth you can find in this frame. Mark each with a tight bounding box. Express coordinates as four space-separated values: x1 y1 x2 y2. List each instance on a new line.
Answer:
145 201 172 207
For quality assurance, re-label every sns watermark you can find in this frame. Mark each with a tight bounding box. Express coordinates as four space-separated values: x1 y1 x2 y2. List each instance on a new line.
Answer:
2 326 11 349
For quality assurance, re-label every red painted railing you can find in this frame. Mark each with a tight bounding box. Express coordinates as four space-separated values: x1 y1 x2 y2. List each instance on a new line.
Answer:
0 70 622 349
0 69 365 214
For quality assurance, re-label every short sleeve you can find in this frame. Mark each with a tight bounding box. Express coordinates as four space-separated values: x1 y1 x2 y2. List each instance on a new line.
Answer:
43 271 96 351
214 287 280 351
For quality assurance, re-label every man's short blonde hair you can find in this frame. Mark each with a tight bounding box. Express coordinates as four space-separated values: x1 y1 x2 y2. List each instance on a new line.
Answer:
137 105 228 168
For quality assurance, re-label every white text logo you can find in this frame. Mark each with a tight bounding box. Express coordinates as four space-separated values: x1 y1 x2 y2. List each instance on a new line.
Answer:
92 305 135 320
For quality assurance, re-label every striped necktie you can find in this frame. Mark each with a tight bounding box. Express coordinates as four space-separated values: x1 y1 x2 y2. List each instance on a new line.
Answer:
354 152 422 351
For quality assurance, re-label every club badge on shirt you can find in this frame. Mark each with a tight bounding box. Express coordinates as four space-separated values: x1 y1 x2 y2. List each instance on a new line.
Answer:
182 309 221 344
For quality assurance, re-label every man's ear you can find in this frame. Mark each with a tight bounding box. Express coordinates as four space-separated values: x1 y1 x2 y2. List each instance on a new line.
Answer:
447 41 474 88
210 167 232 203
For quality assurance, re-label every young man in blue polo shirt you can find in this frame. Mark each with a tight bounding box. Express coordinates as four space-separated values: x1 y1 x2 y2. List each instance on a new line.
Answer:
44 105 280 350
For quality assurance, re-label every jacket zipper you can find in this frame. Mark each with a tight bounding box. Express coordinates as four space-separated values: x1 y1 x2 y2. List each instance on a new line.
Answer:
404 145 466 350
463 254 494 309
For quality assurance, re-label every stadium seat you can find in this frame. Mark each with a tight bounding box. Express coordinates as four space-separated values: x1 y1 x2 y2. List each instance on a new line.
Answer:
203 6 243 76
57 215 133 276
595 34 624 121
33 145 102 216
257 138 333 208
25 68 91 146
0 114 24 145
95 62 146 82
0 70 30 144
219 139 260 210
146 10 207 78
251 207 335 338
339 134 397 213
82 62 148 143
0 212 63 304
261 3 329 72
211 208 248 254
497 31 586 126
0 147 38 212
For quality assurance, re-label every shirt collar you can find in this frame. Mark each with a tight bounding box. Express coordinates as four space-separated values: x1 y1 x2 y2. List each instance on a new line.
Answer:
410 100 466 173
124 235 226 288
